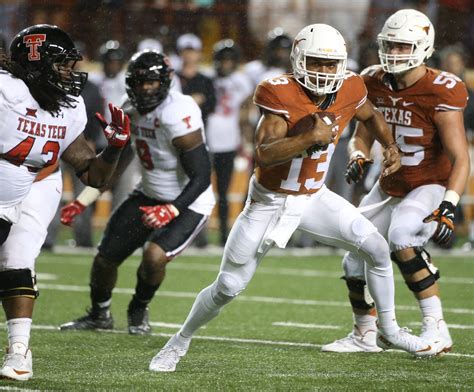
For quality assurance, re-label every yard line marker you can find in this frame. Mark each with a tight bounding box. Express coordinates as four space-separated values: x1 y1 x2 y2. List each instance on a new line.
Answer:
37 258 473 285
408 322 474 330
36 273 57 281
1 324 473 359
38 283 474 315
272 322 341 329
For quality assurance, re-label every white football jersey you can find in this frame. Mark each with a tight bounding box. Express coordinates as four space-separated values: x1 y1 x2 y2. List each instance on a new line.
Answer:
0 71 86 210
129 90 215 216
206 71 253 153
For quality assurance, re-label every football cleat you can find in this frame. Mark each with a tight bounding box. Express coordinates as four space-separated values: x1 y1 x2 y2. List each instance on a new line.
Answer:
376 327 438 357
0 343 33 381
321 326 383 353
149 333 190 372
59 307 114 331
127 304 151 335
420 316 453 354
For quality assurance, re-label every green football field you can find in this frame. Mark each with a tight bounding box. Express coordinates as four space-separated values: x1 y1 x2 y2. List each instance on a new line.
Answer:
0 251 473 391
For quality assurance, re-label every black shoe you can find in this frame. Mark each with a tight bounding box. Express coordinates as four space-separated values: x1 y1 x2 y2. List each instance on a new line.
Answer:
59 307 114 331
127 304 151 335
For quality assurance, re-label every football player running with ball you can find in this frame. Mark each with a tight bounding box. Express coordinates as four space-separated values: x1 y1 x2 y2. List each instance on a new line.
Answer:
0 25 130 381
322 10 469 354
59 50 215 335
149 23 440 373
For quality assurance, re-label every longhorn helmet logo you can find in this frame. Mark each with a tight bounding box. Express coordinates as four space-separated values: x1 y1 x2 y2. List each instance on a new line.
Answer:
23 34 46 61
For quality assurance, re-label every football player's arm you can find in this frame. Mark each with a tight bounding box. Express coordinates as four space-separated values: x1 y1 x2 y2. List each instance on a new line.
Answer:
355 99 400 177
345 122 376 184
255 110 335 168
60 142 135 226
139 129 211 229
422 110 470 244
61 104 131 188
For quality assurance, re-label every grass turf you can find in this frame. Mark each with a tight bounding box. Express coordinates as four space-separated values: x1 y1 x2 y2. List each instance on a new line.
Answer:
0 252 473 390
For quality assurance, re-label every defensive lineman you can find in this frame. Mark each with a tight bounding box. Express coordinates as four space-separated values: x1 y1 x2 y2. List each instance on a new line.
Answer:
59 50 215 335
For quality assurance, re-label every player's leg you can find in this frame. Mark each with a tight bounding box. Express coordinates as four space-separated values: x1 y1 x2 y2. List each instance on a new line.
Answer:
60 191 154 331
214 151 237 245
388 184 451 351
322 182 392 352
149 197 279 372
0 218 12 245
0 172 61 380
127 209 208 335
299 186 436 356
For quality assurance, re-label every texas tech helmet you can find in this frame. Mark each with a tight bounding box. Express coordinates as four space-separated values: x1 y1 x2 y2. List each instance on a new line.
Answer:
264 29 292 68
9 24 87 99
125 50 173 113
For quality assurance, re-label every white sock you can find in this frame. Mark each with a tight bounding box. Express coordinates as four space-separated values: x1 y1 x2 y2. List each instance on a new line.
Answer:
419 296 444 321
365 265 399 336
97 299 112 309
354 313 377 334
7 318 32 350
179 284 223 339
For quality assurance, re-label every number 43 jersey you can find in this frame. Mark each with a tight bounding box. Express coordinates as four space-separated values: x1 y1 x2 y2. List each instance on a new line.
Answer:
127 90 215 216
0 71 86 209
363 65 468 197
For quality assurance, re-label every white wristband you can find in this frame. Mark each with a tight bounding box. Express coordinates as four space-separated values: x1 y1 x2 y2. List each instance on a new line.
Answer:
76 187 102 207
350 150 366 160
443 190 460 206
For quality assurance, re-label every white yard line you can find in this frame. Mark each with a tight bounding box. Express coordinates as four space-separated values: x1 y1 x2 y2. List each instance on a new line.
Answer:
272 322 342 329
37 258 473 285
408 322 474 330
0 324 472 359
38 283 474 315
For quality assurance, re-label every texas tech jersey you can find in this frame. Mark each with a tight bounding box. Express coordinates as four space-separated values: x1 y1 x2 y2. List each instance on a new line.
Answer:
128 90 215 215
363 65 468 197
206 71 253 153
0 71 86 208
253 72 367 194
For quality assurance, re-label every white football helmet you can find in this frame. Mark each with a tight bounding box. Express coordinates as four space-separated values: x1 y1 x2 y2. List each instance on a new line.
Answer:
291 24 347 96
378 9 435 74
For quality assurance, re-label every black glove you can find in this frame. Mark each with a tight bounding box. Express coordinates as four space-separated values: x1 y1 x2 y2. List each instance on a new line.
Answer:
423 201 455 245
345 156 374 184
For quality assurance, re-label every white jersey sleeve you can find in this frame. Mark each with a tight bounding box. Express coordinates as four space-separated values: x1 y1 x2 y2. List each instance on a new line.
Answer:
161 93 204 139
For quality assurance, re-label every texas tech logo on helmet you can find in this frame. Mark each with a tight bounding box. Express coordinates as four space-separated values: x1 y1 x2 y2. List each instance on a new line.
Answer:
23 34 46 61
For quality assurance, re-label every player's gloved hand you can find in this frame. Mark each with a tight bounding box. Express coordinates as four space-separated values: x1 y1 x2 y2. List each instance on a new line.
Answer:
382 143 402 177
95 103 130 149
139 204 179 229
345 155 374 184
423 201 456 245
60 200 86 226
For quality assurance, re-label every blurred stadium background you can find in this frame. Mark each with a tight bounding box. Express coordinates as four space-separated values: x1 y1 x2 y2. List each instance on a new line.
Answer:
1 0 473 251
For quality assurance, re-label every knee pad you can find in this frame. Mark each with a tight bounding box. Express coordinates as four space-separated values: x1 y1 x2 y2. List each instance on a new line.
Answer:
211 272 245 306
358 231 390 269
343 277 375 310
0 268 38 300
391 247 440 292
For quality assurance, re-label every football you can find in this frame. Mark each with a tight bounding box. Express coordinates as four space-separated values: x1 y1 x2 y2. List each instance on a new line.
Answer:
287 112 336 137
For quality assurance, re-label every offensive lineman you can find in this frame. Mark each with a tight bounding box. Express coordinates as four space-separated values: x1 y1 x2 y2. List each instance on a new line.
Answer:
59 50 215 335
322 10 469 353
0 25 130 380
149 24 439 373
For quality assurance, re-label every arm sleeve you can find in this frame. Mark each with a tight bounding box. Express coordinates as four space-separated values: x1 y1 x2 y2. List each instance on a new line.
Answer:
434 76 469 112
172 143 212 212
253 81 289 117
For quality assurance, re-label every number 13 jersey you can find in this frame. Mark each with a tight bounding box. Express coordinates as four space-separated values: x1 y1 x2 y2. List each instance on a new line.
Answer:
362 65 468 197
253 73 367 195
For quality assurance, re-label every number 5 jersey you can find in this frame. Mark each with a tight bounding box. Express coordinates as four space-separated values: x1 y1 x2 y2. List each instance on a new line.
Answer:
362 65 468 197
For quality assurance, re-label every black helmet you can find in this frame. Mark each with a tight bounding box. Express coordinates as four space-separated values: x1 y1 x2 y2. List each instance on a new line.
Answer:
213 39 240 76
99 40 125 63
9 24 87 100
125 50 173 114
264 28 292 68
